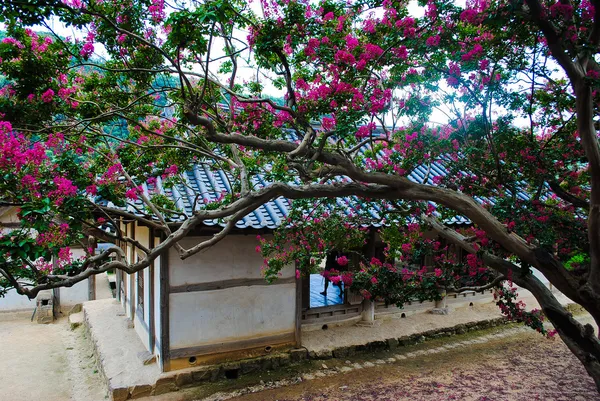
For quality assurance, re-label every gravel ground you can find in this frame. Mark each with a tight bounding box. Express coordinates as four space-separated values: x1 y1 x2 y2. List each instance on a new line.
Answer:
226 329 600 401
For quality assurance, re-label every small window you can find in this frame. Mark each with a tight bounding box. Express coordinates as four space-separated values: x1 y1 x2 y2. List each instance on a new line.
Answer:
135 255 144 319
137 268 144 313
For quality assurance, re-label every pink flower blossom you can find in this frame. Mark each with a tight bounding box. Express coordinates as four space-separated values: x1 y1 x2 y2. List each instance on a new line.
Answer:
426 35 440 47
336 256 349 266
86 185 98 195
80 42 94 58
1 37 25 49
125 187 140 201
163 164 178 176
41 89 55 103
322 116 336 131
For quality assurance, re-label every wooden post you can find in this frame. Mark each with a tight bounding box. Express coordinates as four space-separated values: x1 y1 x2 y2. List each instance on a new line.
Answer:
148 229 155 353
116 267 121 302
88 274 96 301
129 222 135 319
295 270 302 347
159 235 170 371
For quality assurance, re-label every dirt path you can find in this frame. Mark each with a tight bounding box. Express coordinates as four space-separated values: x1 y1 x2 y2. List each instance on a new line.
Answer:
0 316 107 401
221 328 599 401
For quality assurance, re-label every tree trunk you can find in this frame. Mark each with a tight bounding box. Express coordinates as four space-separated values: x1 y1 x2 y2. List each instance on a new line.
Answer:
518 273 600 393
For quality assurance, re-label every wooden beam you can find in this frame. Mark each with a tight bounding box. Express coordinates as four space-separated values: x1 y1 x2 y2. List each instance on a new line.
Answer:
88 274 96 301
169 331 295 359
294 269 302 347
169 276 296 293
159 235 170 371
148 229 155 353
129 222 135 319
0 222 21 229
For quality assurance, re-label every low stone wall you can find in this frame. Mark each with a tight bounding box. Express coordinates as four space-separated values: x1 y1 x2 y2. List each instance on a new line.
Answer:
303 316 509 360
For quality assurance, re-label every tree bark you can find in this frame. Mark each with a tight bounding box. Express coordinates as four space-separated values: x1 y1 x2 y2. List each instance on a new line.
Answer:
427 216 600 392
517 272 600 393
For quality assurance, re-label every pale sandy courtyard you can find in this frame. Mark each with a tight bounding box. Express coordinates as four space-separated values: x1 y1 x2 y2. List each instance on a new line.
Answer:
0 314 107 401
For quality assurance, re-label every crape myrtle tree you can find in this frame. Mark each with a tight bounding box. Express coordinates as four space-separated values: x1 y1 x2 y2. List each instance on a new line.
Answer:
1 0 600 389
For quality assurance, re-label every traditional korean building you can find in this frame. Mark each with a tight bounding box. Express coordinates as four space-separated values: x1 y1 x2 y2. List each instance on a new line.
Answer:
114 161 495 373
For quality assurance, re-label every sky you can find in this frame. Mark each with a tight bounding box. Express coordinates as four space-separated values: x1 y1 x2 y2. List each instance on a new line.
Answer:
0 0 512 129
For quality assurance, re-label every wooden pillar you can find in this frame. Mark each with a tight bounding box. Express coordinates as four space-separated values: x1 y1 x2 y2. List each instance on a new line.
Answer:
116 267 122 302
294 271 302 347
88 274 96 301
129 222 135 319
159 235 171 371
148 229 155 353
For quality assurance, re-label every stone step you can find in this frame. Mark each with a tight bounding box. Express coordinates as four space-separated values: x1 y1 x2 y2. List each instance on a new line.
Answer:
69 312 84 330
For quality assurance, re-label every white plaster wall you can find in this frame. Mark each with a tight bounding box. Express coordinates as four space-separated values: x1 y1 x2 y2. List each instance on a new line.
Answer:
0 209 37 310
0 289 36 311
0 277 90 311
135 225 152 326
0 246 90 311
124 273 133 318
168 235 296 349
169 235 294 286
58 247 91 306
134 309 150 351
169 282 296 348
58 280 90 306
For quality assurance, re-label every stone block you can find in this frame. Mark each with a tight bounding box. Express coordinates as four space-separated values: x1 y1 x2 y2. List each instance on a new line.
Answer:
153 376 178 396
175 372 193 388
397 336 414 347
430 307 449 315
278 354 291 367
36 290 55 324
69 312 84 330
191 368 212 384
308 349 333 360
129 384 152 399
68 304 83 315
111 387 129 401
367 340 387 351
222 362 241 378
261 355 276 370
240 359 261 375
209 367 223 382
290 348 308 362
332 346 352 359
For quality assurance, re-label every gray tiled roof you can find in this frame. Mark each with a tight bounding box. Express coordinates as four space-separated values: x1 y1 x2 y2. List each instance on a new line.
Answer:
124 160 474 229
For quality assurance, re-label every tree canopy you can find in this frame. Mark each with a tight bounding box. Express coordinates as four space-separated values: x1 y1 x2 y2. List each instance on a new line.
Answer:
1 0 600 391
